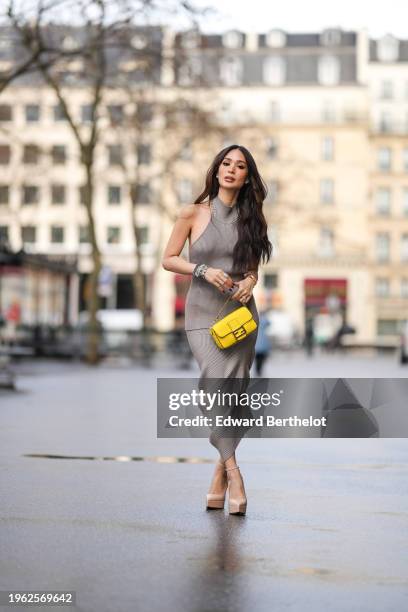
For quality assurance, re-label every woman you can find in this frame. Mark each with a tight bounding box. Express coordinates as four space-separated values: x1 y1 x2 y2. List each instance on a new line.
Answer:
162 144 272 515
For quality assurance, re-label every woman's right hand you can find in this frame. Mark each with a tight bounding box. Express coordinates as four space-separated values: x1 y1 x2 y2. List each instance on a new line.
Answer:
203 267 234 294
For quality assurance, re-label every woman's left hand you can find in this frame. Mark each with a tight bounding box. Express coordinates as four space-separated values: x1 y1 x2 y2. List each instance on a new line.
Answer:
231 277 255 304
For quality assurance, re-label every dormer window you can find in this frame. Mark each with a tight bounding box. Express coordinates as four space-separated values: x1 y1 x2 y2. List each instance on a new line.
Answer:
377 34 399 62
131 34 147 49
181 30 200 49
265 29 286 48
222 30 243 49
62 35 79 50
320 29 342 46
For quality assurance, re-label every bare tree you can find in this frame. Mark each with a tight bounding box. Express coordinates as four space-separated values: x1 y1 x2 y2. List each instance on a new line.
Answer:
4 0 209 361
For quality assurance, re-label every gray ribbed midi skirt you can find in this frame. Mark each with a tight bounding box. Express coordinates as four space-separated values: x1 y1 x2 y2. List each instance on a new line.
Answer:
186 328 257 462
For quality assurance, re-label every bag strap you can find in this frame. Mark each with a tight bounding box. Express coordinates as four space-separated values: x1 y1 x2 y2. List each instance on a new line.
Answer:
212 294 233 324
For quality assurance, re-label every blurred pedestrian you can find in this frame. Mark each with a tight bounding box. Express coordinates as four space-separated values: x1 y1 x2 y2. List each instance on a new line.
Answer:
304 317 314 356
254 309 271 376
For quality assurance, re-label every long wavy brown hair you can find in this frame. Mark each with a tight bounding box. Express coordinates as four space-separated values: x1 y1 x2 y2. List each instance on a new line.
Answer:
194 144 273 273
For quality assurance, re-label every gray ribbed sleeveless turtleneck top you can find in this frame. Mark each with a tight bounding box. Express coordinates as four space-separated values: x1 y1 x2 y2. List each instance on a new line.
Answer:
184 194 258 331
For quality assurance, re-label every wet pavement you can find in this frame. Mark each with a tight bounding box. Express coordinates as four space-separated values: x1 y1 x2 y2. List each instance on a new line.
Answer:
0 355 407 611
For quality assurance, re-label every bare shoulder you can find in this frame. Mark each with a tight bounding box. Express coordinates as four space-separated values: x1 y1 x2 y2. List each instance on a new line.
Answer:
178 203 198 220
178 201 210 220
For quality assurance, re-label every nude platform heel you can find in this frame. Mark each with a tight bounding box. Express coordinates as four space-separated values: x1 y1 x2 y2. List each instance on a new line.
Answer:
206 461 227 510
226 466 247 515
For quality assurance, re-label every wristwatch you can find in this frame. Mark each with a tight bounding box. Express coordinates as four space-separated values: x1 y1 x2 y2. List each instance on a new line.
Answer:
244 272 257 285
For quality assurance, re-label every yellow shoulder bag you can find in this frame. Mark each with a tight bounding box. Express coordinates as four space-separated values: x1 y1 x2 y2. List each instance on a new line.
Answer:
209 294 257 350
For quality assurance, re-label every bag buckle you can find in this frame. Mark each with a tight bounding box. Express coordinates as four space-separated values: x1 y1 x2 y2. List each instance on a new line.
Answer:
233 326 246 339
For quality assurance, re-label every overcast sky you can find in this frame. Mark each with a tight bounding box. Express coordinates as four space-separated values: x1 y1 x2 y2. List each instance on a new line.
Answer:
182 0 408 38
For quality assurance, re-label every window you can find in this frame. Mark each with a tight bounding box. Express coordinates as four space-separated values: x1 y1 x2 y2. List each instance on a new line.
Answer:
266 137 278 159
265 30 286 48
379 111 392 133
21 226 36 244
180 30 200 49
177 179 193 204
220 57 243 86
377 34 399 62
50 225 64 243
108 185 121 205
52 145 66 165
318 227 335 257
320 29 342 46
401 234 408 262
107 105 124 124
133 183 151 203
51 184 66 205
81 104 93 123
0 145 11 164
0 225 9 243
403 148 408 172
137 226 149 245
25 104 40 122
137 143 151 164
137 103 153 123
107 145 123 166
107 226 121 244
380 80 393 99
263 56 286 85
378 147 391 171
376 187 391 215
270 100 280 122
79 186 87 205
0 104 12 121
403 188 408 216
318 55 340 86
22 185 39 205
320 178 334 204
268 226 279 251
375 232 390 262
263 273 278 289
322 100 335 122
0 185 9 204
377 319 400 336
266 180 279 203
23 144 40 164
178 57 202 86
79 225 90 243
179 142 192 161
61 34 79 50
222 30 243 49
53 103 67 121
401 278 408 298
321 136 334 161
173 101 193 123
375 277 390 297
131 34 147 49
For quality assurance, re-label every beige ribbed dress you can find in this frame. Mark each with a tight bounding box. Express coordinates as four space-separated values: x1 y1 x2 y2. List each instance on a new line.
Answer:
185 194 259 461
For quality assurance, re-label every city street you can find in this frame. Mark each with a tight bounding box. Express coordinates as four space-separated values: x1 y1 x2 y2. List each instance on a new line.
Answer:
0 353 407 612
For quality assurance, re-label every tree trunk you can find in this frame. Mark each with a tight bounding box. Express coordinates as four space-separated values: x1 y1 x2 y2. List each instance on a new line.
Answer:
84 159 102 364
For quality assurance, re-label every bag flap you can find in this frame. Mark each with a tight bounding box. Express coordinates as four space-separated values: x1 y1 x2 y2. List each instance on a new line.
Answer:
212 306 253 339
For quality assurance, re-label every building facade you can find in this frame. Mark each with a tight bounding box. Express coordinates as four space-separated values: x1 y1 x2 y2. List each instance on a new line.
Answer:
0 25 407 344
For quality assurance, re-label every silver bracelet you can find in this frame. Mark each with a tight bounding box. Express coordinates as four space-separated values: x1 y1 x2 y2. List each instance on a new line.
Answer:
193 263 208 279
